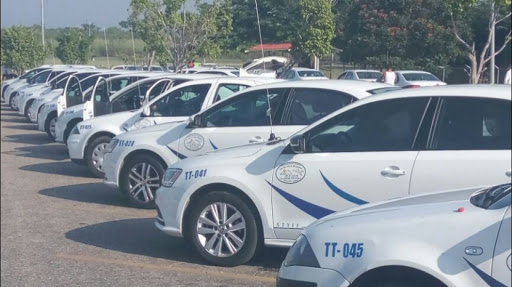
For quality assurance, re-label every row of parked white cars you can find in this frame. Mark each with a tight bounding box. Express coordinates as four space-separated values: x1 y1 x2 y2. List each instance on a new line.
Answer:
2 64 510 287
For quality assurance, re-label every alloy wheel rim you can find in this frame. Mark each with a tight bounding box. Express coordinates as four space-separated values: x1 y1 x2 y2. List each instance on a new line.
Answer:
91 143 108 172
128 162 160 203
49 118 57 138
196 202 246 258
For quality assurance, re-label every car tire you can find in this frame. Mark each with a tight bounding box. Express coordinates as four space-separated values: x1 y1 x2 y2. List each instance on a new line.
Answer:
85 136 112 178
45 112 58 141
185 191 259 267
119 155 165 209
24 100 34 121
9 94 18 111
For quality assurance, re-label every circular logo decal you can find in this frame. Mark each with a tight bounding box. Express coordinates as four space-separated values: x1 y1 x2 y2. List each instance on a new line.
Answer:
507 254 511 271
276 162 306 184
134 118 152 129
184 134 205 151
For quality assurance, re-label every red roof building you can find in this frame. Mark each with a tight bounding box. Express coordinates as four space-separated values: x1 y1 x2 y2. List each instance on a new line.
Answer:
245 43 292 53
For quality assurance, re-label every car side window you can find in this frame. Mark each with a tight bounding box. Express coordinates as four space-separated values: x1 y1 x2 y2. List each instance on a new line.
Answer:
147 80 171 102
286 89 354 125
305 97 430 153
287 71 295 79
203 88 288 127
150 84 211 117
112 81 156 112
93 80 110 104
214 84 249 102
431 97 511 150
338 72 347 80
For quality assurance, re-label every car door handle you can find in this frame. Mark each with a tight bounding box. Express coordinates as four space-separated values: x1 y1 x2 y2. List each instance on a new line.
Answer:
249 136 266 143
381 166 407 178
506 170 511 177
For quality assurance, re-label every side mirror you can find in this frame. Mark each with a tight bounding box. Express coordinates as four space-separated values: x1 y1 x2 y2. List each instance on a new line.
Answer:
289 134 306 154
189 114 203 128
141 106 151 117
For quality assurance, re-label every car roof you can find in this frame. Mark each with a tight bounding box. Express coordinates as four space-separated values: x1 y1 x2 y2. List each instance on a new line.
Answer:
238 80 394 99
346 70 381 73
396 70 434 74
291 68 323 72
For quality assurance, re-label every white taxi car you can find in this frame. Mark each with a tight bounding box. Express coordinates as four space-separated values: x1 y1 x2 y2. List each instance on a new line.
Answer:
103 81 396 208
277 184 511 287
155 85 511 266
67 77 280 177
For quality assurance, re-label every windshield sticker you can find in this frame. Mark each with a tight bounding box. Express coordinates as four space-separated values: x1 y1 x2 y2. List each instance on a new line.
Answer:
325 242 364 258
184 134 204 151
276 162 306 184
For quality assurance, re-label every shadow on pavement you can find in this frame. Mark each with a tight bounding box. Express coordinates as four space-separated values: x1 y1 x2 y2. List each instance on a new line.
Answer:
65 218 287 269
9 145 70 161
3 133 52 145
39 183 133 208
21 160 96 176
4 124 38 131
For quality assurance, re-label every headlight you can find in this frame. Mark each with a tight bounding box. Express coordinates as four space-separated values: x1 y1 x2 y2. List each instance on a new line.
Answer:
105 139 119 153
162 168 183 187
70 126 80 135
283 235 320 268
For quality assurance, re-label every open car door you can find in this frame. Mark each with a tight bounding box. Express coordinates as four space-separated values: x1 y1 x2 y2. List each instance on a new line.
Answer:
142 79 174 106
58 75 82 117
83 77 110 120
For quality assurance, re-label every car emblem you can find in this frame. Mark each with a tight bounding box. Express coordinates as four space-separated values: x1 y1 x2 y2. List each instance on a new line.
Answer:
276 162 306 184
184 134 205 151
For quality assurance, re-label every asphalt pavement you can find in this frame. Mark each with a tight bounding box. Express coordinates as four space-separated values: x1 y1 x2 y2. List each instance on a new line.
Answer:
1 103 286 286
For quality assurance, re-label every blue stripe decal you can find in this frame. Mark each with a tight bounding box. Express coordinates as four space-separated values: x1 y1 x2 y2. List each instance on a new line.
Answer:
166 146 188 160
154 120 158 125
320 171 368 205
123 127 128 131
464 258 507 287
267 180 334 219
209 139 219 150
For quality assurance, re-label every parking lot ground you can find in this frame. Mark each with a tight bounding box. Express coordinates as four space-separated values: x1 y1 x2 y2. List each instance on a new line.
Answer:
0 104 286 287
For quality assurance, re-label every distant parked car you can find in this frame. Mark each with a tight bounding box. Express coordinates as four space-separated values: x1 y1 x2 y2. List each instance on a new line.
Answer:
393 71 447 88
338 70 382 82
279 68 329 80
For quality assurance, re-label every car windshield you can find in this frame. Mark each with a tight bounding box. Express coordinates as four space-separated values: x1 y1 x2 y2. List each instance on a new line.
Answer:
298 71 326 78
470 184 511 210
402 73 440 81
357 72 382 79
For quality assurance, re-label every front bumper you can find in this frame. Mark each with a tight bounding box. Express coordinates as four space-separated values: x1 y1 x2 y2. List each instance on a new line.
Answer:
277 265 349 287
17 96 29 115
102 152 124 189
55 113 78 143
155 186 187 238
38 104 56 131
67 133 85 160
29 100 45 122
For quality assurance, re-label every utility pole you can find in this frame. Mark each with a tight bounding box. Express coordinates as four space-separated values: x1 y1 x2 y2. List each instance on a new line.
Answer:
131 26 137 66
41 0 45 46
104 28 110 68
490 4 496 84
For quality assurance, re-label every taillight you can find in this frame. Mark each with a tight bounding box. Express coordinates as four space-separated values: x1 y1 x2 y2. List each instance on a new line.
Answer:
404 85 421 88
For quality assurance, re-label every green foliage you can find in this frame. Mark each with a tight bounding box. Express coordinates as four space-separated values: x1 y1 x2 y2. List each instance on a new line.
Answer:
55 28 94 64
336 0 464 69
291 0 335 60
0 26 46 74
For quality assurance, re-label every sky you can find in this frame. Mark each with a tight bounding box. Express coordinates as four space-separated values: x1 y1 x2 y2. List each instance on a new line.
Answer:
0 0 198 28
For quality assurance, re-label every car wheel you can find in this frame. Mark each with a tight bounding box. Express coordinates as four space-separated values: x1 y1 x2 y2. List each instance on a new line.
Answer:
44 112 58 141
85 136 112 178
186 191 259 267
9 94 18 111
24 100 34 121
120 155 165 209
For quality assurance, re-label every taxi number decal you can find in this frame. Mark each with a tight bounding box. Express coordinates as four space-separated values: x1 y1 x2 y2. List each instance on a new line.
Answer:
118 140 135 147
325 242 364 258
185 169 207 180
80 125 92 130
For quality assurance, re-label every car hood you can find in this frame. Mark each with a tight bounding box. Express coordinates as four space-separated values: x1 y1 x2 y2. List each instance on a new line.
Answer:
310 188 478 228
117 121 187 139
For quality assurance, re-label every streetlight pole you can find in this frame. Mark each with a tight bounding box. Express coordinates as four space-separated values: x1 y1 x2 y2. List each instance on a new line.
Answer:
490 21 496 84
41 0 45 46
104 28 110 68
131 26 137 66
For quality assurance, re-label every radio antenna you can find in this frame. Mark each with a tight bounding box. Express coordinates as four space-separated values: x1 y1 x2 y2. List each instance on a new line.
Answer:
254 0 266 72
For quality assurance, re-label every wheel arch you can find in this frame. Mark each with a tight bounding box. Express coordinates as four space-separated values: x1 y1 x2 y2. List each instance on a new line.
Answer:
349 265 448 287
119 149 168 183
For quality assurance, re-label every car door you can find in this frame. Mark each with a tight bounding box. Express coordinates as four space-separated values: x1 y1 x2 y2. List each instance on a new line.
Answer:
270 97 433 239
175 87 289 158
410 97 512 196
58 76 82 116
91 77 111 118
142 79 173 105
112 79 161 113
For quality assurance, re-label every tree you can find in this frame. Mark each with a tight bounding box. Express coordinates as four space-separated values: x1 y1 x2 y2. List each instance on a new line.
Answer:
55 28 94 64
126 0 233 70
0 26 46 74
291 0 335 67
335 0 464 71
447 0 511 83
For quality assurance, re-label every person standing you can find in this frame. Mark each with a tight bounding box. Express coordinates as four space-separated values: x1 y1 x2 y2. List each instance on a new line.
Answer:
383 67 397 85
504 65 511 85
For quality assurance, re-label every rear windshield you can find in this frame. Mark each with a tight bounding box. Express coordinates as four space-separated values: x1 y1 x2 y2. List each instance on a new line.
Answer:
403 73 440 81
298 71 326 78
357 72 382 79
